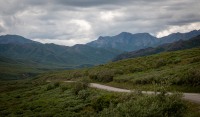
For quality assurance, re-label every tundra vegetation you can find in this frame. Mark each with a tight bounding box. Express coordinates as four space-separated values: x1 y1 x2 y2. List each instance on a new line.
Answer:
1 80 199 117
42 48 200 93
0 48 200 116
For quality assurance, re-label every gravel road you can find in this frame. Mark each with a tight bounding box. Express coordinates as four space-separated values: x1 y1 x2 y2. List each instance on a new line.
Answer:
90 83 200 104
47 80 200 104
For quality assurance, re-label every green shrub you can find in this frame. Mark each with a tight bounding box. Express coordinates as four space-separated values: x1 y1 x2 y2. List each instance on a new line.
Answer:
78 89 90 100
173 58 181 64
89 73 98 81
112 69 124 75
46 82 60 91
129 67 144 73
98 71 113 82
99 94 186 117
155 58 167 68
0 110 10 116
72 71 85 78
54 82 60 87
133 76 159 85
46 84 55 91
60 84 69 92
190 56 200 63
174 68 200 86
114 77 130 83
72 82 88 95
89 70 114 82
92 95 117 112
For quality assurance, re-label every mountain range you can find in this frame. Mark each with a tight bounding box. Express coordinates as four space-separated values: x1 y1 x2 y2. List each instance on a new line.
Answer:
0 30 200 68
0 35 119 68
87 30 200 51
112 35 200 61
0 35 39 44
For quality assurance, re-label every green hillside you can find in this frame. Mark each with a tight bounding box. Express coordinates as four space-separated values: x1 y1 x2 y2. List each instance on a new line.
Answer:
0 48 200 116
2 80 199 116
41 47 200 93
0 56 73 80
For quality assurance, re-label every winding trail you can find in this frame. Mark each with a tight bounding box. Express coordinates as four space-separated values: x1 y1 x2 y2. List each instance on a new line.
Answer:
47 80 200 104
90 83 200 104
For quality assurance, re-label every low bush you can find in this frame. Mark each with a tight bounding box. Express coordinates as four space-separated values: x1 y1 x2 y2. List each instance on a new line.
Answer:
72 71 85 78
78 89 90 100
114 77 130 83
172 57 181 64
129 67 144 73
99 94 186 117
46 82 60 91
190 56 200 63
91 94 118 112
60 84 69 92
89 73 98 81
72 82 88 95
89 70 114 82
46 84 55 91
173 68 200 86
155 58 167 68
54 82 60 87
132 75 161 85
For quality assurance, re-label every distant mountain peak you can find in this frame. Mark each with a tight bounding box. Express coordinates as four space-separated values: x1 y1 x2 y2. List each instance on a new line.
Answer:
87 32 157 51
98 36 105 40
118 32 133 36
0 34 40 44
135 32 151 35
113 35 200 61
133 32 154 37
72 44 86 48
2 34 28 39
87 30 200 51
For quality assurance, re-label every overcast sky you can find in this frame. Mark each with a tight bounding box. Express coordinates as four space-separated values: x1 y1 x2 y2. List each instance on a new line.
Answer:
0 0 200 46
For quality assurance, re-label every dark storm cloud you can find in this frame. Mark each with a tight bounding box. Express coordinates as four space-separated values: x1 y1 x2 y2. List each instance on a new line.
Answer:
0 0 199 46
166 14 200 25
53 0 162 7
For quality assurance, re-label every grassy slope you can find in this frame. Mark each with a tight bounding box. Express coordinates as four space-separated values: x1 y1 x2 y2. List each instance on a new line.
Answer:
0 48 200 116
41 47 200 93
0 57 74 80
0 80 199 117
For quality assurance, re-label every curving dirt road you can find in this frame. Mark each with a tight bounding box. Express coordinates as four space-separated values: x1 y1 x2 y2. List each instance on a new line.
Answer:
47 81 200 104
90 83 200 104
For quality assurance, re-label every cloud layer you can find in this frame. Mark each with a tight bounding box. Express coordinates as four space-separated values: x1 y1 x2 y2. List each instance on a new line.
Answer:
0 0 200 46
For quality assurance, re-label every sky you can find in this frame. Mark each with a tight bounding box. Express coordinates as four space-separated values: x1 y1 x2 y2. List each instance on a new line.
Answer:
0 0 200 46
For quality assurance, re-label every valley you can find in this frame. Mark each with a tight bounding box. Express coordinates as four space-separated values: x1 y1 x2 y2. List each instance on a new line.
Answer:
0 30 200 116
1 0 200 116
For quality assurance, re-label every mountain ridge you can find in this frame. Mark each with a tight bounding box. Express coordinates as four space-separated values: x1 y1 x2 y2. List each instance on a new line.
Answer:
0 36 120 67
112 35 200 61
87 32 157 51
0 34 40 44
0 29 200 68
87 30 200 51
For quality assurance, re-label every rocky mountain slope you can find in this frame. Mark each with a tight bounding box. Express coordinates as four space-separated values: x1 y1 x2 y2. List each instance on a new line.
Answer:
87 30 200 51
113 35 200 61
